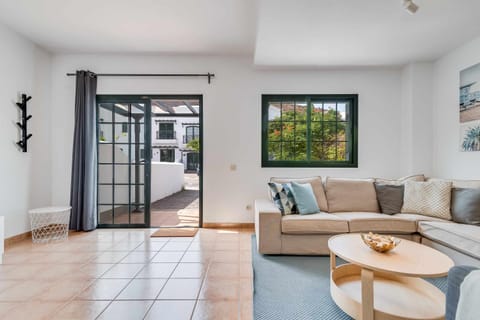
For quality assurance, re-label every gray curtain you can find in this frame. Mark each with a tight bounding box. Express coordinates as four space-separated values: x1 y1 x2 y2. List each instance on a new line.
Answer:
70 70 97 231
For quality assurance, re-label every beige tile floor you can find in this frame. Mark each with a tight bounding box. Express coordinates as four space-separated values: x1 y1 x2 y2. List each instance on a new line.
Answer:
0 228 254 320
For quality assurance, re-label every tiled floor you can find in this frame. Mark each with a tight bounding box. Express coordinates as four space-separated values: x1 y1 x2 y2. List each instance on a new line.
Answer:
0 228 253 320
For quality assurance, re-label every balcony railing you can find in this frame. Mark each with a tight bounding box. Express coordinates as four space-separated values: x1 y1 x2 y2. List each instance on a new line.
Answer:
156 131 176 140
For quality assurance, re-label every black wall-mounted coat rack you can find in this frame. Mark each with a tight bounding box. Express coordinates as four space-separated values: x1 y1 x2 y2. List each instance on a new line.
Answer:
16 94 32 152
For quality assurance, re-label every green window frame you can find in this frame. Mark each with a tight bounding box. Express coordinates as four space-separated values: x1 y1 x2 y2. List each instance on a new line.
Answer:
261 94 358 167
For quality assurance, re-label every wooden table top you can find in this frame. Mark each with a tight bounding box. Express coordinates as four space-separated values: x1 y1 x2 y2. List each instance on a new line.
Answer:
328 233 454 277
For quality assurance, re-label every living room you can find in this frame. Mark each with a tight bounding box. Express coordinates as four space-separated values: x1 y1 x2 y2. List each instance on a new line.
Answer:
1 0 479 319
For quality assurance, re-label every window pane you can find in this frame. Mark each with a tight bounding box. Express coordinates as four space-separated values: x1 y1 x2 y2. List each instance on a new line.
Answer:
311 102 323 121
98 104 113 122
114 123 129 143
131 123 145 143
323 142 337 160
282 122 295 142
295 101 308 121
98 205 113 224
114 103 129 123
98 185 112 204
268 103 281 121
311 142 323 160
98 144 112 163
268 142 281 160
114 164 129 184
114 144 130 163
337 103 348 121
337 122 348 141
337 142 348 161
128 144 145 163
131 185 145 203
295 121 307 142
281 142 295 160
311 122 323 141
281 101 295 121
294 141 307 160
98 165 112 184
323 122 337 142
98 124 112 143
268 122 282 141
114 185 129 204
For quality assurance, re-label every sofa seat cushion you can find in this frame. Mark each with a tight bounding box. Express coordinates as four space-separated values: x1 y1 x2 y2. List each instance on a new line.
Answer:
281 213 349 234
333 212 417 233
393 213 449 223
418 221 480 259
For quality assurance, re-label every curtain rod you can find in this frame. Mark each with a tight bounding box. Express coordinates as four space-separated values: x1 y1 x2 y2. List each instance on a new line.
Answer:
66 72 215 84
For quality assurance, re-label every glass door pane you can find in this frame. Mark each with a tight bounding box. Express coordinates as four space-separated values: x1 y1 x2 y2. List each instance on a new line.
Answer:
97 99 150 227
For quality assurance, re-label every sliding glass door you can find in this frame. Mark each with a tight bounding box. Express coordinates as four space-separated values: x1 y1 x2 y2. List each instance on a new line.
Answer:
96 97 151 228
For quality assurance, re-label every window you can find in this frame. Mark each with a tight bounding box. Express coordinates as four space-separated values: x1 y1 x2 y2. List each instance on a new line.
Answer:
184 126 200 144
121 123 128 133
262 94 358 167
157 123 175 139
160 149 175 162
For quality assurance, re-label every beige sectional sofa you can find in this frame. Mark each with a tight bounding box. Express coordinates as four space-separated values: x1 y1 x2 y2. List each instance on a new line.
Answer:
255 176 480 267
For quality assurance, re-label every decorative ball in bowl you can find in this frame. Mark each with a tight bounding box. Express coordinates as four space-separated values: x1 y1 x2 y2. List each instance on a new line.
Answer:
361 232 400 253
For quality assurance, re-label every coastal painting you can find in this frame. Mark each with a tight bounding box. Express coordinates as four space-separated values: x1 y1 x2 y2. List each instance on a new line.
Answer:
460 63 480 151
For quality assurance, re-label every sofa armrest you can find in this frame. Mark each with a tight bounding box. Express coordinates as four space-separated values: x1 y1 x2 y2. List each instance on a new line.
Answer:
446 266 479 320
255 199 282 254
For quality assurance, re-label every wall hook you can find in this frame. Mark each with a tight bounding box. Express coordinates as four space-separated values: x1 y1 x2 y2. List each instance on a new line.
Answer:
15 94 32 152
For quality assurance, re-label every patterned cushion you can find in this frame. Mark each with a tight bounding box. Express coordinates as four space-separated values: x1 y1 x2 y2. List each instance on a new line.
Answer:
401 180 453 220
268 182 297 215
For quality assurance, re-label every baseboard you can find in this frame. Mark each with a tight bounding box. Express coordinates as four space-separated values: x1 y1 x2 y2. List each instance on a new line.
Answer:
5 231 31 247
202 223 254 229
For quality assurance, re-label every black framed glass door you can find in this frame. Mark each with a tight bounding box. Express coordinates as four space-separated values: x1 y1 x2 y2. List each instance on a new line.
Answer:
96 97 151 228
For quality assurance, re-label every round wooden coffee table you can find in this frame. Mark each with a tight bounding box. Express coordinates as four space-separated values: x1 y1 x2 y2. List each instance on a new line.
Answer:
328 233 454 320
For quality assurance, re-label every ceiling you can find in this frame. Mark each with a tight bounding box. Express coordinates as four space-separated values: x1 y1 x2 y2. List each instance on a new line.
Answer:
0 0 479 66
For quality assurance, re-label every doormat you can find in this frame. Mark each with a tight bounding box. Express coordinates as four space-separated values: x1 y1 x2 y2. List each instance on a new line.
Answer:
151 227 198 237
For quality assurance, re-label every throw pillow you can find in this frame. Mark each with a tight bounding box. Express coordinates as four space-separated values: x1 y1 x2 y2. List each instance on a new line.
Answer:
268 182 297 215
401 180 453 220
374 183 404 215
451 188 480 225
270 176 328 212
289 182 320 215
325 178 380 213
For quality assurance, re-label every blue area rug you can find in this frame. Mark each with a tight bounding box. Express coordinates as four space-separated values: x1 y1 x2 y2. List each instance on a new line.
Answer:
252 236 447 320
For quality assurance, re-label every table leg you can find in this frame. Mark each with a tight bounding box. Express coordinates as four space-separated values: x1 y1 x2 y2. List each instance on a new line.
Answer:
361 268 374 320
330 251 336 271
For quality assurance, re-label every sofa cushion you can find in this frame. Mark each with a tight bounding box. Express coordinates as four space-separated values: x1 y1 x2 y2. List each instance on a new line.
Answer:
401 180 453 220
271 177 328 212
281 213 348 234
325 178 379 213
418 221 480 259
393 213 449 223
451 188 480 225
333 212 417 233
268 182 297 215
375 174 425 185
290 182 320 215
374 183 404 215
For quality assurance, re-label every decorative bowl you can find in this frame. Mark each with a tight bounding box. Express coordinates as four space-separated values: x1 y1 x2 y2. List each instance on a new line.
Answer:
361 232 400 253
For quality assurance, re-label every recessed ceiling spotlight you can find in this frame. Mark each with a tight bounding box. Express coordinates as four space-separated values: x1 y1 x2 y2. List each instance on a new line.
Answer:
403 0 419 14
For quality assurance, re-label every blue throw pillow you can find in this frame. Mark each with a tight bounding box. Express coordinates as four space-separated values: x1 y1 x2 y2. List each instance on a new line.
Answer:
290 182 320 215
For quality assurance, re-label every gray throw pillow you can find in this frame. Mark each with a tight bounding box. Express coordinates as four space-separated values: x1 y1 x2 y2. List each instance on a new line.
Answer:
374 183 404 215
451 188 480 225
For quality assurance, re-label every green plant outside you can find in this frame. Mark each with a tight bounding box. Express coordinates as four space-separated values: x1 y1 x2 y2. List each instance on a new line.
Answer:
187 138 200 152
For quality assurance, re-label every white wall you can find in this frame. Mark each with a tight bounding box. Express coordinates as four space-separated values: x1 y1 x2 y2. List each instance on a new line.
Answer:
151 162 184 202
0 23 52 237
50 54 404 224
400 63 434 177
433 36 480 179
